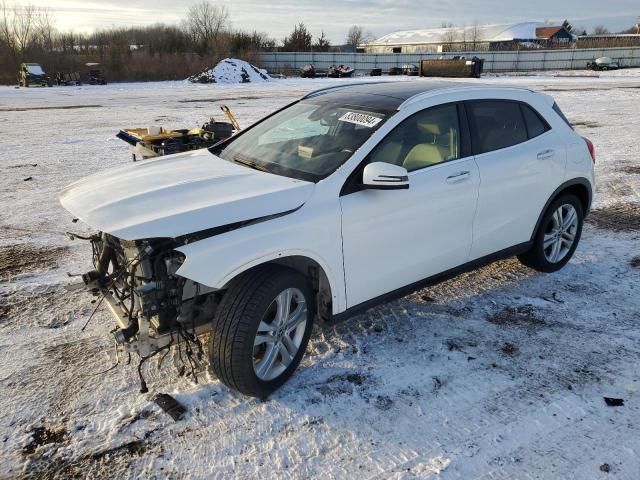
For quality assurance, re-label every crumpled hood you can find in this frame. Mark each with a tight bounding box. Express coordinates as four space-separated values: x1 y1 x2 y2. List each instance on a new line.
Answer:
59 149 314 240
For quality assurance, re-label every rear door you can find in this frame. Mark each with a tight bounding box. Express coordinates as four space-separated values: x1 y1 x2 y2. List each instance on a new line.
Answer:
466 100 567 260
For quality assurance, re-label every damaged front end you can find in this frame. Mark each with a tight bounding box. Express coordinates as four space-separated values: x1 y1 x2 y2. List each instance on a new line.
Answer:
82 233 219 376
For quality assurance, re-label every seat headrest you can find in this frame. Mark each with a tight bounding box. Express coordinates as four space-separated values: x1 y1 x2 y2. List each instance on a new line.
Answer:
416 121 440 136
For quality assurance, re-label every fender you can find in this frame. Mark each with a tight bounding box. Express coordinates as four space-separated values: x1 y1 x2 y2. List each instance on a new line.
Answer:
529 177 593 242
174 210 346 313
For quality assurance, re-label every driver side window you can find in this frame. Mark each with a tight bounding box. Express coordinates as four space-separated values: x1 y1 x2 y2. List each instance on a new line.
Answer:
369 104 461 172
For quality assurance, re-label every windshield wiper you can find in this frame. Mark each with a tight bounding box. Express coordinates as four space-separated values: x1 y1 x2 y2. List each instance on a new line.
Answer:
233 154 270 173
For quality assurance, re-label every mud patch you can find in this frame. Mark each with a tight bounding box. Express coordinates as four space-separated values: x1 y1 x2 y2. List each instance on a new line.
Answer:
316 372 369 396
445 337 478 352
0 286 84 329
23 426 68 455
178 96 261 103
572 120 601 129
7 163 38 169
0 104 102 112
618 165 640 175
429 257 534 301
24 437 153 480
374 395 393 411
0 244 69 279
586 204 640 232
487 304 545 327
92 439 147 460
500 342 519 356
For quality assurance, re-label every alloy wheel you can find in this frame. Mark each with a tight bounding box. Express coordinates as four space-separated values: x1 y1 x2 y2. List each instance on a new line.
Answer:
253 287 308 381
543 204 579 263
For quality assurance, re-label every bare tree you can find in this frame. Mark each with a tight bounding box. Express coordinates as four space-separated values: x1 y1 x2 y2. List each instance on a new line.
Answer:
34 5 55 51
592 25 610 35
440 26 458 47
346 25 363 49
186 1 230 55
0 1 54 61
345 25 375 49
460 24 467 51
469 21 482 51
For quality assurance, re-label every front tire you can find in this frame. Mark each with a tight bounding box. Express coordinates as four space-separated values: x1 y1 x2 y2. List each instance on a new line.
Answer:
209 265 314 398
518 194 583 273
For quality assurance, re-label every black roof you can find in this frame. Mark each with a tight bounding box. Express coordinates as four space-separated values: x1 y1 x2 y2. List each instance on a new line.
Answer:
303 81 469 111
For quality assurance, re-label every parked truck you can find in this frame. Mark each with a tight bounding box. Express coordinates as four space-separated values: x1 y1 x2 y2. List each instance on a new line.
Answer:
18 63 52 87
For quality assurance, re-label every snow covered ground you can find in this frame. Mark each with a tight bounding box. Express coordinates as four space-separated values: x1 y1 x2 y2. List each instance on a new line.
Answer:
1 71 639 479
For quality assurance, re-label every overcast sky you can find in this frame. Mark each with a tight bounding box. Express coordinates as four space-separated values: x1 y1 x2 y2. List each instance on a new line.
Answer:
27 0 640 42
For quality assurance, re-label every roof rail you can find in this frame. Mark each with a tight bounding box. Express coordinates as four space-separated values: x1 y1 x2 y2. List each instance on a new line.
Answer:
398 84 535 109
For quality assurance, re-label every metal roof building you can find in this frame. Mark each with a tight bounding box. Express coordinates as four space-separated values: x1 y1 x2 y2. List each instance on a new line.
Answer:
362 22 575 53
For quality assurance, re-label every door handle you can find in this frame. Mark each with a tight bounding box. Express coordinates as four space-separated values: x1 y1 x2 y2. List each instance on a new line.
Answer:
537 149 555 160
446 171 471 184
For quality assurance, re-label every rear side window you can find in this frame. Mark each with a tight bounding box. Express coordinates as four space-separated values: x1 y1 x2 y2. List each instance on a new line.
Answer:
467 101 528 154
553 102 573 129
521 104 550 139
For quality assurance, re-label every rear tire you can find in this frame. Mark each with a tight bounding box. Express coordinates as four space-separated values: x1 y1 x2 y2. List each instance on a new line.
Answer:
209 265 314 398
518 194 583 273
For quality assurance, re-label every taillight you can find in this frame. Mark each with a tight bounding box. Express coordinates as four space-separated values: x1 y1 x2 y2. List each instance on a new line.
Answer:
583 137 595 163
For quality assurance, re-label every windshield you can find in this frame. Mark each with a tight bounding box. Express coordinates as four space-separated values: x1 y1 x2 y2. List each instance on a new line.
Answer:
213 100 391 182
26 64 45 75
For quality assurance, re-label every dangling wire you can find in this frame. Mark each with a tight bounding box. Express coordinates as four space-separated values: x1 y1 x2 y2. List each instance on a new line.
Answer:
81 294 105 331
80 341 129 377
137 342 174 394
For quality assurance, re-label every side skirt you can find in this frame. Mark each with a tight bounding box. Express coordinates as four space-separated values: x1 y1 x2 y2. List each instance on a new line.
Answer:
330 242 532 324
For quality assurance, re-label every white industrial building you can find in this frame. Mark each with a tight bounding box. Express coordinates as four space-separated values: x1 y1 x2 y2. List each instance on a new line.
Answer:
361 22 575 53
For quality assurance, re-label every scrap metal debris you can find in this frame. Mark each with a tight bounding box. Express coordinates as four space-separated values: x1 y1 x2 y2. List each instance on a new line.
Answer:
153 393 186 421
603 397 624 407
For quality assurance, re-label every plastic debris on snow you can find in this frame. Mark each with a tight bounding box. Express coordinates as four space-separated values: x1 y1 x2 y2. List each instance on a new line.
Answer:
187 58 271 84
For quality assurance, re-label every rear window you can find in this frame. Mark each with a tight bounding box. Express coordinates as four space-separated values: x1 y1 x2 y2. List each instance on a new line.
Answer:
553 102 573 129
521 104 550 139
467 101 528 154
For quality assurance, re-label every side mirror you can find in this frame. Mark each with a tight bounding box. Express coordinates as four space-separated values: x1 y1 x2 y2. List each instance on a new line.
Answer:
362 162 409 190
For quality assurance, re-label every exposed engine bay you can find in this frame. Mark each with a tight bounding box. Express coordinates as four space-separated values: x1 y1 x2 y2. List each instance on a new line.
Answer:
81 232 219 391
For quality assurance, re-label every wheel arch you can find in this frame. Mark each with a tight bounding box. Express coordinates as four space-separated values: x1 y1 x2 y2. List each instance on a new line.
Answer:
530 178 592 242
218 254 336 324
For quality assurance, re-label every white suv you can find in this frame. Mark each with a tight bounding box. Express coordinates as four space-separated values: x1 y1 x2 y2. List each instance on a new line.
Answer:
60 82 596 397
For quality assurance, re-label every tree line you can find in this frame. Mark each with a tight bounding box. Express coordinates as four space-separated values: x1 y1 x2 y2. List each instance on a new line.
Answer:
0 1 372 84
1 0 637 84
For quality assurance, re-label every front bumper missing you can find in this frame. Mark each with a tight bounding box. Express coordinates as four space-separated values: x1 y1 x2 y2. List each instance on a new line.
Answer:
101 289 211 356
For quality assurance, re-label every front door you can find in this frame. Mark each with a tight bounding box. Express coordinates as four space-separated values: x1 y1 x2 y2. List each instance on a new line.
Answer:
339 103 480 308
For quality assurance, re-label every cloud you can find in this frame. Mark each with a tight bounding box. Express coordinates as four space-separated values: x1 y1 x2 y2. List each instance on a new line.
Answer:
22 0 640 41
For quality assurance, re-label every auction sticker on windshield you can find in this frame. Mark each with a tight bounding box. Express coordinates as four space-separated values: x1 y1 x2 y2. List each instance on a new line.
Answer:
339 111 383 128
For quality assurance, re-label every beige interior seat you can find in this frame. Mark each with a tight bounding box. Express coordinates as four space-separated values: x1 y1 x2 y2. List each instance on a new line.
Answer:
401 120 448 171
402 144 446 171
